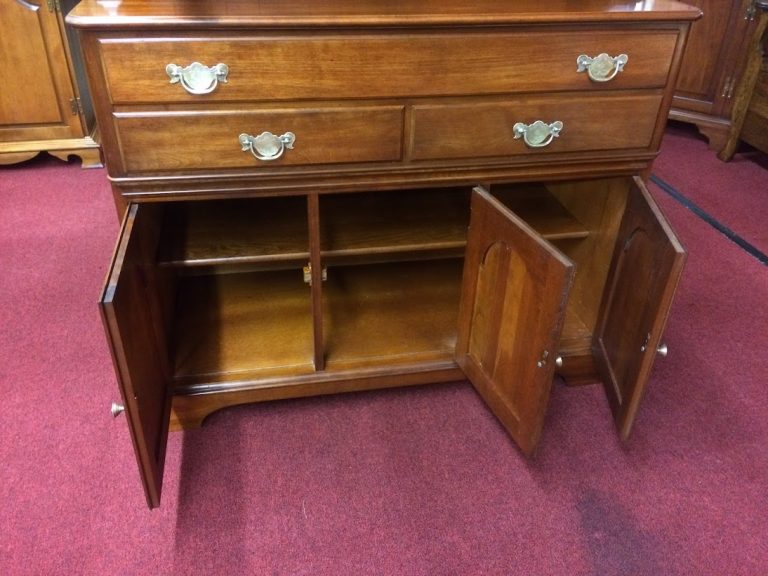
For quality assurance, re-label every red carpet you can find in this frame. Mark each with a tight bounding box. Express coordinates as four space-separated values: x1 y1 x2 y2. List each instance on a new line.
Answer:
655 122 768 255
1 132 767 574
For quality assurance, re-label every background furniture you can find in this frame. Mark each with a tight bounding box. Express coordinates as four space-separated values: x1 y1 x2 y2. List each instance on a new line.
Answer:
669 0 768 159
0 0 100 167
740 43 768 154
68 0 699 508
722 2 768 158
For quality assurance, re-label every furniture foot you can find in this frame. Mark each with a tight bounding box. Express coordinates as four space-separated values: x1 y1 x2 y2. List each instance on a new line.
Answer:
49 147 104 168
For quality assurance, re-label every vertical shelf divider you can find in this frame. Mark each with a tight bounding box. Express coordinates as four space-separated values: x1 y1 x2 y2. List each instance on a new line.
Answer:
307 193 326 371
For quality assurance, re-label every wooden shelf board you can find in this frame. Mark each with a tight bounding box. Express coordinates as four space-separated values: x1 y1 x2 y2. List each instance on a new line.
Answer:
158 196 310 267
173 269 315 380
323 259 462 369
320 187 470 255
491 183 590 240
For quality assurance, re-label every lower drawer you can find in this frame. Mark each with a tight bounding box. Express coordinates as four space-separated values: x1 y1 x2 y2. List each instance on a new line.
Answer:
112 105 404 173
411 92 664 160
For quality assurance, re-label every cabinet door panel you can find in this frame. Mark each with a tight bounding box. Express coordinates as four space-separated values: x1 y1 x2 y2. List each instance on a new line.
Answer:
100 204 171 509
456 187 574 456
593 177 686 440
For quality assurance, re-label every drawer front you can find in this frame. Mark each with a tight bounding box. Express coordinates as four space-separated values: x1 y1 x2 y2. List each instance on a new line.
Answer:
113 106 404 172
99 31 678 103
410 93 664 160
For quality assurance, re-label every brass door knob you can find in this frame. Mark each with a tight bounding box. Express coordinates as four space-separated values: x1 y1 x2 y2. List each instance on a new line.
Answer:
111 402 125 418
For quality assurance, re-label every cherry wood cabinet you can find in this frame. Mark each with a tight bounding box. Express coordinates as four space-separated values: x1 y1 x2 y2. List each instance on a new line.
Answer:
68 0 700 508
0 0 100 167
669 0 768 159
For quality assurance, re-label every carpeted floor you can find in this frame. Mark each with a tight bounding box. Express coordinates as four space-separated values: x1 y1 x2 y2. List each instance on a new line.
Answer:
1 126 766 575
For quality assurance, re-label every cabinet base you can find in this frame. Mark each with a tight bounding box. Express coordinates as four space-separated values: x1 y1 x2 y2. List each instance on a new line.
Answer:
0 136 102 168
557 353 601 386
169 352 602 430
170 364 466 430
668 109 730 158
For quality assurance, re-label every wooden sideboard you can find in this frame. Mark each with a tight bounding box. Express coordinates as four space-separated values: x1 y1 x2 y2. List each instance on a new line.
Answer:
0 0 100 167
669 0 768 158
67 0 700 509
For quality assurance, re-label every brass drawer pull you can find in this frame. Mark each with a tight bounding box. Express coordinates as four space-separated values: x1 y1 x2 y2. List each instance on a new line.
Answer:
239 131 296 161
166 62 229 95
513 120 563 148
576 53 628 82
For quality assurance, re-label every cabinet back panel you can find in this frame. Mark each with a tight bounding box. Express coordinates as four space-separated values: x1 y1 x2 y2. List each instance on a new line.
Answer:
323 260 462 370
173 269 315 381
547 178 628 349
158 196 310 266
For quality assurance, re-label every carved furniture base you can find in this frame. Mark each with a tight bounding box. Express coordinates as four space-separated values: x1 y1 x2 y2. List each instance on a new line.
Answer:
668 108 731 155
170 365 466 430
0 136 102 168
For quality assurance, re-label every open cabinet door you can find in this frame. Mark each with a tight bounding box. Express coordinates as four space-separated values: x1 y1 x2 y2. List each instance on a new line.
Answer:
593 177 686 440
100 204 171 508
456 187 574 456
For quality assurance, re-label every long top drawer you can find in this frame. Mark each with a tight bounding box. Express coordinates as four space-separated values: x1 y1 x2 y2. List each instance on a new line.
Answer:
99 31 679 104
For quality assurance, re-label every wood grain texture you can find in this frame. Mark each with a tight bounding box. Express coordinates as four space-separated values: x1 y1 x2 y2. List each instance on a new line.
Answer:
720 8 768 160
0 0 98 162
67 0 701 28
670 0 763 154
455 188 574 457
411 93 664 160
73 1 696 507
112 106 403 173
157 196 309 266
100 203 171 509
171 365 466 429
96 31 678 104
593 177 686 440
323 260 463 370
544 179 629 353
740 62 768 152
173 269 315 382
307 193 325 371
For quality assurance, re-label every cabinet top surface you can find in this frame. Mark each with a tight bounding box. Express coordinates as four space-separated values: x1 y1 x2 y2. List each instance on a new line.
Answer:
67 0 701 28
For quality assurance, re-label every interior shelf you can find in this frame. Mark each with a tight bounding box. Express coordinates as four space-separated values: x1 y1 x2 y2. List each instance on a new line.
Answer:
322 259 463 369
319 188 470 261
154 185 586 269
160 183 592 380
318 184 588 265
172 268 315 382
491 184 590 240
158 196 309 267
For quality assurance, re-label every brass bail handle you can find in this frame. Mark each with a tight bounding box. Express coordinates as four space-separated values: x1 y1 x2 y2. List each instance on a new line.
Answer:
576 53 628 82
513 120 563 148
239 132 296 161
166 62 229 95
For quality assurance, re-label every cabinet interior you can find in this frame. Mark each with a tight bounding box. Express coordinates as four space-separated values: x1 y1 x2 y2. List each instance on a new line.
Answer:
145 179 628 390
